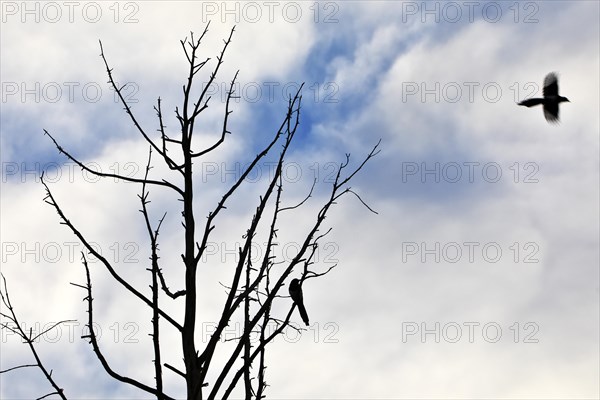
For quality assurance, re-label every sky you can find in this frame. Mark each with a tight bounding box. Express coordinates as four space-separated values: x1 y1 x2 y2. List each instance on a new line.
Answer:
1 1 599 399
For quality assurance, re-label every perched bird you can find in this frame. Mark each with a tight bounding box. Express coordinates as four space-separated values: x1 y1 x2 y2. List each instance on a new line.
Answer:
518 72 570 123
289 278 309 326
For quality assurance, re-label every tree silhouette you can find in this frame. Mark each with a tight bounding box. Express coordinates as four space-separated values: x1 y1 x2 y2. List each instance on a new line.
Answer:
0 24 380 400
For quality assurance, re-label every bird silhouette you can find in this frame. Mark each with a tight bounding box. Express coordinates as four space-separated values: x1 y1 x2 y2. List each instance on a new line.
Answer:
289 279 309 326
518 72 570 123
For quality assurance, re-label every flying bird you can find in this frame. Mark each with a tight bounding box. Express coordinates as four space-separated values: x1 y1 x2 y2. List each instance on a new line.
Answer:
289 278 309 326
518 72 570 123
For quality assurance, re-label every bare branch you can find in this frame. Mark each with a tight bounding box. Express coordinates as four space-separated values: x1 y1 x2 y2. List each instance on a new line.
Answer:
346 188 378 214
220 307 297 399
187 26 236 143
335 138 382 190
31 320 76 342
155 97 185 172
243 246 253 398
40 175 183 332
0 364 36 374
139 147 165 398
178 26 238 399
200 87 303 390
156 269 187 299
279 178 316 212
191 70 239 157
75 254 175 400
194 83 305 267
98 40 185 177
0 274 68 399
37 391 64 400
209 135 381 399
43 129 184 197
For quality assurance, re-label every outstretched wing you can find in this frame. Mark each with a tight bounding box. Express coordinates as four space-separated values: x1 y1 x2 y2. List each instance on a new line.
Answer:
543 72 559 98
518 98 544 107
543 102 560 123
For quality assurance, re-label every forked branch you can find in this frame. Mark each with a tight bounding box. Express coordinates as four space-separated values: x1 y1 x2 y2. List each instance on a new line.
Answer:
0 274 71 400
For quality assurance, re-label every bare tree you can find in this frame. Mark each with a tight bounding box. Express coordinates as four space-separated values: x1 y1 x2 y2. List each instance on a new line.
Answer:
0 23 380 400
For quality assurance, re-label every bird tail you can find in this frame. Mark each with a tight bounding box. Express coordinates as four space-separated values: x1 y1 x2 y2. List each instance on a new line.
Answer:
518 98 544 107
297 303 310 326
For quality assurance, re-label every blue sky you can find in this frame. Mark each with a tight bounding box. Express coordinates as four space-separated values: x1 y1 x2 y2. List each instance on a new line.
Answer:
1 1 599 399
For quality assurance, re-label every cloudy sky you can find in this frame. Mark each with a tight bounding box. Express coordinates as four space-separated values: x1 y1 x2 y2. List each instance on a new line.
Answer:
1 1 599 399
